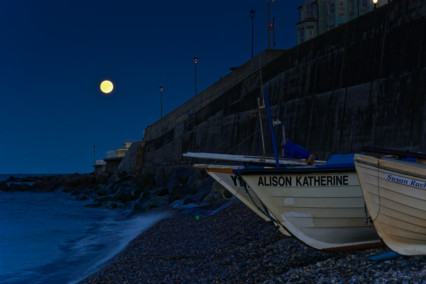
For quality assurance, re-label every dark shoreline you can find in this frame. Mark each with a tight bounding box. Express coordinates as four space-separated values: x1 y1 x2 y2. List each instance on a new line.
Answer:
2 173 425 283
81 200 426 283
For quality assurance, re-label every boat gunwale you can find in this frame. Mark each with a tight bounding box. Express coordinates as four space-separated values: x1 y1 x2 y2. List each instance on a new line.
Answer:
362 146 426 160
355 157 426 180
236 166 356 175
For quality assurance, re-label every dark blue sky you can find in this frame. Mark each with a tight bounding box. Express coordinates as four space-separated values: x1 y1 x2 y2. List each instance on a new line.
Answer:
0 0 300 174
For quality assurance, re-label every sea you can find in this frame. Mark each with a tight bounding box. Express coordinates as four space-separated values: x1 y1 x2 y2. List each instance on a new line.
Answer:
0 174 171 284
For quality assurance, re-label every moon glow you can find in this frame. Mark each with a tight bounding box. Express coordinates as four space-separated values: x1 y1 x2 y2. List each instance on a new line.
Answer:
100 80 114 94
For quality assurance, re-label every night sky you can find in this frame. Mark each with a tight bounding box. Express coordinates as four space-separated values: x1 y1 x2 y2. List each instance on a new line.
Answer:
0 0 300 174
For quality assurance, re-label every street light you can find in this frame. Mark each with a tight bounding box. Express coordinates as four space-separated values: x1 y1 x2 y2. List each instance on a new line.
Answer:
372 0 378 9
267 0 275 49
159 85 163 119
194 56 198 96
250 9 255 58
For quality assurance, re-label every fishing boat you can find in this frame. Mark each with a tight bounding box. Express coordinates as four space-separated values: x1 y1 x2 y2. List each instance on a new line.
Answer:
184 149 326 238
193 163 291 237
354 147 426 256
235 154 382 251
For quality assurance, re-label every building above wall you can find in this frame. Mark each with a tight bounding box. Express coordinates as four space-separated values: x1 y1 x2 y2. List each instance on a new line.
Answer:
297 0 389 44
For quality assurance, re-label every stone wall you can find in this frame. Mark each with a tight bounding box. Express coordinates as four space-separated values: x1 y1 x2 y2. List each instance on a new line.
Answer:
139 0 426 177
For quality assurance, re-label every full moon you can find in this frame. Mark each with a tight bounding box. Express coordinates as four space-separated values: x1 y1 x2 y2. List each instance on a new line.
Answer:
100 80 114 94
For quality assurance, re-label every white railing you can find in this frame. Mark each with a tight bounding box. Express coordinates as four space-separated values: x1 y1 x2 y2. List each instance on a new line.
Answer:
95 159 106 165
106 149 128 159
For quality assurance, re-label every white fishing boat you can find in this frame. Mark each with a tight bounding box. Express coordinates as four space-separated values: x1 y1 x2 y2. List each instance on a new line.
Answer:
184 150 325 238
236 154 382 251
354 148 426 256
193 164 291 237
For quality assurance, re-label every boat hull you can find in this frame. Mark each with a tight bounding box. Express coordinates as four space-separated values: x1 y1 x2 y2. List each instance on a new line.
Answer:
202 166 291 237
354 154 426 255
240 167 381 250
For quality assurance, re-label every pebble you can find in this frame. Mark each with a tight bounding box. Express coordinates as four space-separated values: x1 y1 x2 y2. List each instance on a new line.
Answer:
81 200 426 283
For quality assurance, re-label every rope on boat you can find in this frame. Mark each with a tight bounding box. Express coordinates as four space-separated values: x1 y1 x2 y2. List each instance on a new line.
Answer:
236 175 280 225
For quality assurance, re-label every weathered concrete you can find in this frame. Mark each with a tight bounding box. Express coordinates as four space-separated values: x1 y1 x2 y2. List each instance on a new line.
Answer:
117 142 144 175
139 0 426 177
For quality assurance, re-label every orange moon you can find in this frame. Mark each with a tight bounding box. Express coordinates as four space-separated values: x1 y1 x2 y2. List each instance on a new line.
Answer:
100 80 114 94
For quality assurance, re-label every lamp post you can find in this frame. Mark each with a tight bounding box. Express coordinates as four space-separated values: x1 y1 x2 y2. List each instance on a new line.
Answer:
250 9 255 58
272 17 276 48
159 85 163 119
266 0 275 49
194 56 198 96
267 0 271 49
372 0 378 9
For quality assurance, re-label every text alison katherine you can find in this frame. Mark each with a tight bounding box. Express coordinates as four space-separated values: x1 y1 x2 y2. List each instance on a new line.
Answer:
257 175 350 187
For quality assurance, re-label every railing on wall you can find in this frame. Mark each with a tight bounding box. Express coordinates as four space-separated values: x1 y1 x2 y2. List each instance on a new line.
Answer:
95 159 106 165
106 149 127 159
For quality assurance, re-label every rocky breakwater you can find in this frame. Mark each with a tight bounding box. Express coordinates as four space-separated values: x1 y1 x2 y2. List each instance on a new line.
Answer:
0 174 98 194
0 168 224 216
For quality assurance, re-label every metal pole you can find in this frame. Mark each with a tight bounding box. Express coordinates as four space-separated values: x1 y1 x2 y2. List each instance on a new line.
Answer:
257 97 266 155
267 0 270 49
272 17 276 48
250 9 255 58
263 88 280 168
194 56 198 96
160 85 163 119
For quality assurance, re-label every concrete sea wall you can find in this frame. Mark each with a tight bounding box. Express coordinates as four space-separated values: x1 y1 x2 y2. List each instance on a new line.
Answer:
138 0 426 176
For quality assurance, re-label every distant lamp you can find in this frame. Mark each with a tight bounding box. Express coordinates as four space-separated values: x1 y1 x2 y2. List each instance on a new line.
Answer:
372 0 378 9
250 9 255 58
194 56 198 96
159 85 164 119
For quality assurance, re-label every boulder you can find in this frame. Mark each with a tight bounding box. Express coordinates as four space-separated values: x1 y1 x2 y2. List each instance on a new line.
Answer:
113 186 140 203
168 184 196 203
95 174 110 184
58 174 73 185
186 169 203 189
131 195 169 214
75 193 89 201
167 167 194 193
95 186 109 196
6 176 16 182
31 181 55 192
202 181 225 202
0 181 8 191
77 174 96 187
150 186 169 196
197 178 215 193
8 183 30 192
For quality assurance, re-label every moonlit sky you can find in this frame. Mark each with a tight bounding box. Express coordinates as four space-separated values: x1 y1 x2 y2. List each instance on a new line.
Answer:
0 0 300 174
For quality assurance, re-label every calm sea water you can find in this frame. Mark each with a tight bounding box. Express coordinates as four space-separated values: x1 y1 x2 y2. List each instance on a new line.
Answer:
0 175 170 284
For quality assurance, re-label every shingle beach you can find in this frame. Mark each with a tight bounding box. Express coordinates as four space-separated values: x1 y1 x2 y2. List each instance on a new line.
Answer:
80 199 425 283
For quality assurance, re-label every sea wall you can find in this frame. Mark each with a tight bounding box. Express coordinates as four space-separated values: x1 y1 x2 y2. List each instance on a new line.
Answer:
138 0 426 176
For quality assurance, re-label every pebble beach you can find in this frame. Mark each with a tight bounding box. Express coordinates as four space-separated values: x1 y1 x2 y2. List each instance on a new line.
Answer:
81 200 426 284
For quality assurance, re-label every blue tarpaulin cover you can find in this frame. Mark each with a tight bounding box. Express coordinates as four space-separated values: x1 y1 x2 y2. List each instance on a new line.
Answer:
326 153 356 165
282 140 311 159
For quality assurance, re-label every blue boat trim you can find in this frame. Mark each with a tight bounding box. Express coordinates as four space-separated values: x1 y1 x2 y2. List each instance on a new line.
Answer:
234 166 356 176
